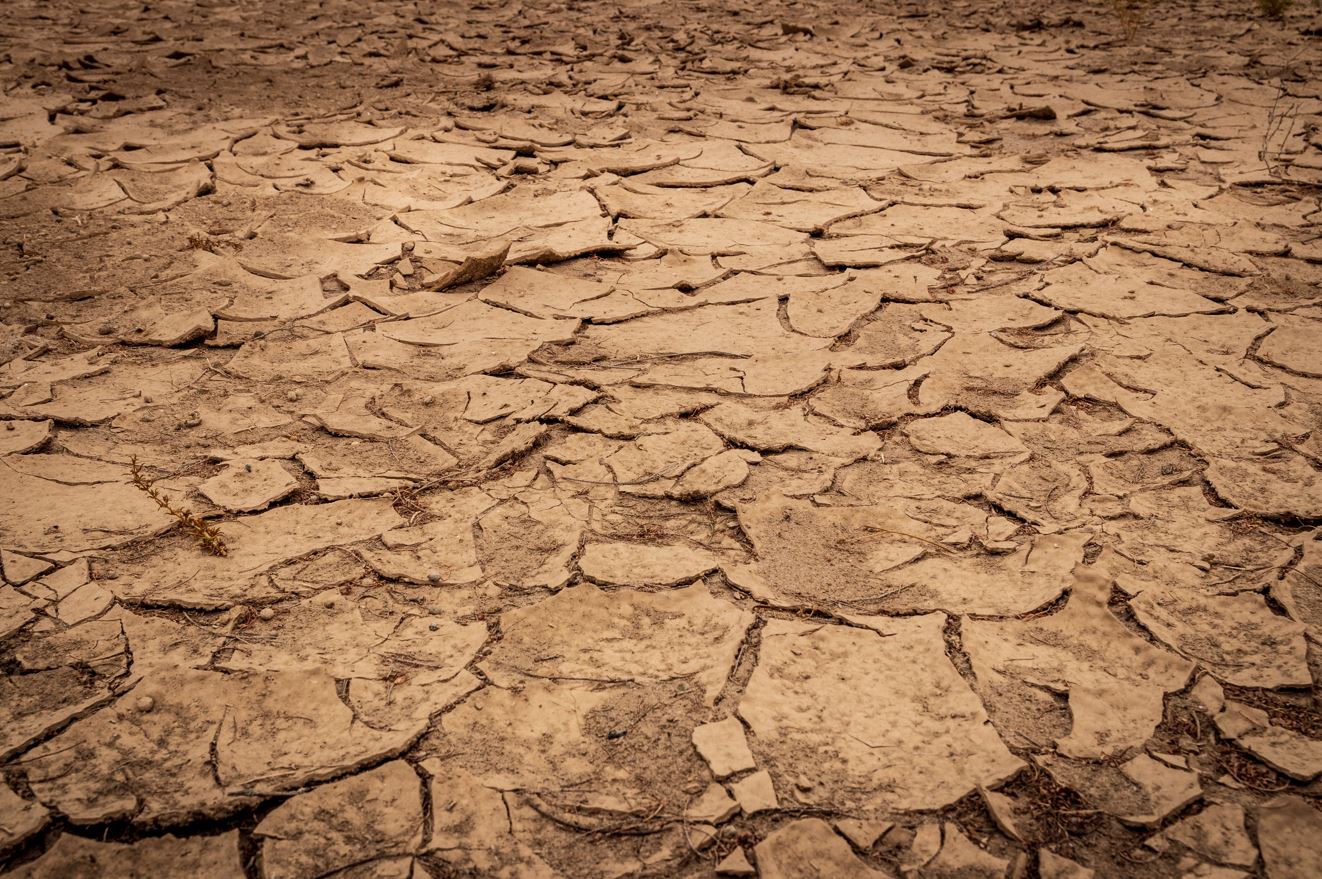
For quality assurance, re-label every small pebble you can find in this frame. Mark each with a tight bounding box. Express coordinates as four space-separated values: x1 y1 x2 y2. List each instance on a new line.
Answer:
287 390 301 402
428 623 439 632
427 570 441 583
135 696 156 713
322 597 336 608
244 463 253 473
258 607 276 621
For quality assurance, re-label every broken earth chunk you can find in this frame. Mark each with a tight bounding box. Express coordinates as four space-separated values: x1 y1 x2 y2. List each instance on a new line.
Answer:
255 760 424 879
738 615 1023 811
754 818 890 879
692 717 758 778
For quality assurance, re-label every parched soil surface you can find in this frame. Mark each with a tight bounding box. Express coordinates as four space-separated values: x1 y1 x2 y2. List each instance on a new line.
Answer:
2 0 1322 876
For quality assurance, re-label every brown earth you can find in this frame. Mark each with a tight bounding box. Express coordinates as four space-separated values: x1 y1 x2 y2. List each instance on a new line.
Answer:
2 0 1322 876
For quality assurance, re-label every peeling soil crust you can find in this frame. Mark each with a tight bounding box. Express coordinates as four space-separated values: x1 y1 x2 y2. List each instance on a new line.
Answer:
2 0 1322 876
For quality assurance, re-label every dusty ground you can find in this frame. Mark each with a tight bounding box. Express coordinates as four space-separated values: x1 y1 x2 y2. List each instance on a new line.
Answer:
1 0 1322 876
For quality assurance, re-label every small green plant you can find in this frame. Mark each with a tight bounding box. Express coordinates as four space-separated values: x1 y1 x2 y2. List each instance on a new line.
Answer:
1256 0 1293 17
129 456 228 556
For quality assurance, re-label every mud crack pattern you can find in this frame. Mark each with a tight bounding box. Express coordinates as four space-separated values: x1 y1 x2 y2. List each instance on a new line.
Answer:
2 0 1322 876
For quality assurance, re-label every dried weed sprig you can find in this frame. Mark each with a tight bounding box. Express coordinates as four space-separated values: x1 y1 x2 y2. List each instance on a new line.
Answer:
1111 0 1146 41
129 456 228 556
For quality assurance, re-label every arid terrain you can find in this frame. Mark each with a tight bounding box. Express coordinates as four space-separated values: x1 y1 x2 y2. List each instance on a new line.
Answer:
1 0 1321 876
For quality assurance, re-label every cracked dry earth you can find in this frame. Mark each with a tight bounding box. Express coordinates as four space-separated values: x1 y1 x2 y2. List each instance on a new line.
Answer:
4 1 1322 878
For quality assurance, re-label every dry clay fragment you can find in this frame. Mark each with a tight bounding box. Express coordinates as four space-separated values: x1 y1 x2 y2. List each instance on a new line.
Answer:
1061 346 1303 463
731 770 778 815
1041 753 1201 828
1 548 53 585
686 783 740 824
905 411 1029 459
577 541 721 586
359 487 495 585
482 582 753 703
220 589 486 680
1129 587 1310 689
0 660 117 761
754 818 890 879
225 333 354 383
111 497 404 607
427 679 608 792
717 848 757 876
255 760 423 879
835 818 893 850
692 717 757 778
140 307 214 346
700 400 881 459
1040 849 1095 879
925 822 1011 878
1257 316 1322 378
0 782 48 851
1256 796 1322 879
474 496 584 590
198 458 299 512
1271 530 1322 644
24 668 422 824
964 565 1194 759
1214 702 1322 781
1161 803 1258 868
7 832 245 879
1032 258 1226 319
729 493 1089 615
738 615 1023 812
304 394 413 440
905 821 943 872
0 419 51 455
669 449 752 500
0 455 175 554
1204 454 1322 520
421 762 559 878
